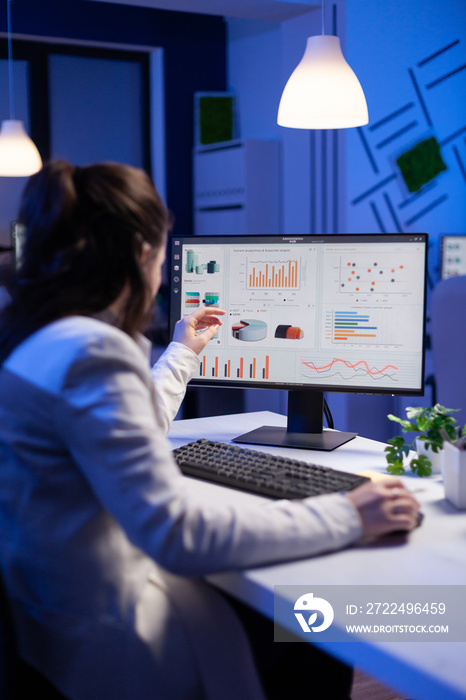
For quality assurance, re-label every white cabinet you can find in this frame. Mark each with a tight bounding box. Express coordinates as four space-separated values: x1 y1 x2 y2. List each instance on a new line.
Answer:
193 139 280 235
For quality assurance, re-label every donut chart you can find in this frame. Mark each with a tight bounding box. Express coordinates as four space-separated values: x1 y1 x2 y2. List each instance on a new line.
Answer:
232 319 267 341
275 324 304 339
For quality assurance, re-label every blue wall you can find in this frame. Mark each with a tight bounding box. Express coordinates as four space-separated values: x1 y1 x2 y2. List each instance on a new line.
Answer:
346 0 466 287
0 0 227 237
225 1 466 440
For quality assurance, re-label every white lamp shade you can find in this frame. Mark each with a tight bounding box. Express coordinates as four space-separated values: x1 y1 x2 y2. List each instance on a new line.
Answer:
277 35 369 129
0 119 43 176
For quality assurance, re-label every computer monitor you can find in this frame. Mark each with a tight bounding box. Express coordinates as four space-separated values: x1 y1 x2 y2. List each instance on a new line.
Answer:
169 233 428 451
440 234 466 279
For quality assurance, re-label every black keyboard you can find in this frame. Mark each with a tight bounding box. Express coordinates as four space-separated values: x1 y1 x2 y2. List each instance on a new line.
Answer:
173 439 369 500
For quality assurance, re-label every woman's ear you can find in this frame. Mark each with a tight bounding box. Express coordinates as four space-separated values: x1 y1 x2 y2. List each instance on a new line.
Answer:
139 241 153 265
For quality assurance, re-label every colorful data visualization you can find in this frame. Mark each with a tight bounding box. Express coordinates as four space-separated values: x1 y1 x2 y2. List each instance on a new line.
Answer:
174 236 426 391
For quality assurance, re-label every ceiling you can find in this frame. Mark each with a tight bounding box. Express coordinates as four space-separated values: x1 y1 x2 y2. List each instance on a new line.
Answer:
85 0 318 22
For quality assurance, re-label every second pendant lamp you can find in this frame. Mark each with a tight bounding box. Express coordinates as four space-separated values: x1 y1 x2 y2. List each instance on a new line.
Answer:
0 0 42 176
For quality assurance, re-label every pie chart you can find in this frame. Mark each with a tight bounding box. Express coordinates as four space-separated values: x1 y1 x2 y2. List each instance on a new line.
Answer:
231 319 267 341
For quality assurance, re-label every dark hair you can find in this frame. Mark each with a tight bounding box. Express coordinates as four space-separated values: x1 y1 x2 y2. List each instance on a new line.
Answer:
0 160 169 363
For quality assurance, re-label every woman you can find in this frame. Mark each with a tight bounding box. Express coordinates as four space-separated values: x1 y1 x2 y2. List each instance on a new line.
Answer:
0 161 420 699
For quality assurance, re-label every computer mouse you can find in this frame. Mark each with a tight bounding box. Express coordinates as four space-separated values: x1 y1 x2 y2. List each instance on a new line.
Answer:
389 511 424 537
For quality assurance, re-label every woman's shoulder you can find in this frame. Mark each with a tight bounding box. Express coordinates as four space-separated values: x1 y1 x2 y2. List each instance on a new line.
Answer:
3 316 150 395
42 315 142 350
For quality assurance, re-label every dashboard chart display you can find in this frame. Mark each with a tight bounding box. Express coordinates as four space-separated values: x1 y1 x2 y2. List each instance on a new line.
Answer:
169 234 427 395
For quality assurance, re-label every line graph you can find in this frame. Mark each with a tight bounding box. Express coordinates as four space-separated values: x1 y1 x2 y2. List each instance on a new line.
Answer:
300 357 399 382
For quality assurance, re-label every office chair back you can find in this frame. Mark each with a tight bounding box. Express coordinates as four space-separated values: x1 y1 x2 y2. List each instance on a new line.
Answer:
430 276 466 428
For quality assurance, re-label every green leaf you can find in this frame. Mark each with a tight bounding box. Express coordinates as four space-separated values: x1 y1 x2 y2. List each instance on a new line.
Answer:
410 454 432 477
387 413 404 425
432 404 459 416
406 406 426 420
387 413 420 433
445 424 460 440
423 437 442 453
386 435 406 449
385 436 409 475
416 417 430 432
386 461 405 475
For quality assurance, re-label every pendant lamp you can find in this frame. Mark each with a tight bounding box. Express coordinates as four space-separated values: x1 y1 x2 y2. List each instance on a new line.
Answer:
0 0 42 176
277 1 368 129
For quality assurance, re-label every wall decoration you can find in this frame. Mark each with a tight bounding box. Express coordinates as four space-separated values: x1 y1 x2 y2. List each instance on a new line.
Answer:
396 136 447 193
350 38 466 236
194 92 238 146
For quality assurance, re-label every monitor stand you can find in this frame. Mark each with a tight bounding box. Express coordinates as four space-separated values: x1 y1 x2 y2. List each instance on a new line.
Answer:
233 390 357 451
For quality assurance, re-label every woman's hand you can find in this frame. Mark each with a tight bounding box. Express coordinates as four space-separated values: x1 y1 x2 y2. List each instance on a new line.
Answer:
346 478 420 539
173 307 226 356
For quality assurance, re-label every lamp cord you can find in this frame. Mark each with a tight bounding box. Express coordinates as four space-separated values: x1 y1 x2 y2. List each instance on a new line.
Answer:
321 0 325 35
7 0 15 120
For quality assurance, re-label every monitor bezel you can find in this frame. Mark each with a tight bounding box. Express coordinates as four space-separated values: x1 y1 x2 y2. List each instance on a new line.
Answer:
169 232 428 398
440 233 466 280
10 220 27 270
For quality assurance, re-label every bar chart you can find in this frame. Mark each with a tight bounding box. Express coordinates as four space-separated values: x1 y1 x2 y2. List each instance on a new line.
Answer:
247 259 299 289
200 353 270 380
333 310 378 342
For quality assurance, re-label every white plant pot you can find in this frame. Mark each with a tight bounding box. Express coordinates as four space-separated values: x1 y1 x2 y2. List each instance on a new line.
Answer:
415 439 444 475
443 441 466 509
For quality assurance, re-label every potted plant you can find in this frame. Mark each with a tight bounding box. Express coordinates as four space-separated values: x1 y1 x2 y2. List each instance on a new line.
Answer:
385 404 465 477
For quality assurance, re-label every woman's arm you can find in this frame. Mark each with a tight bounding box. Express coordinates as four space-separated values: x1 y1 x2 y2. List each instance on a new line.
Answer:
150 307 226 432
59 328 419 577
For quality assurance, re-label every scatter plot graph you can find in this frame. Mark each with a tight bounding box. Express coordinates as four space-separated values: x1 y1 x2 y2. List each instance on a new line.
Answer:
338 255 409 294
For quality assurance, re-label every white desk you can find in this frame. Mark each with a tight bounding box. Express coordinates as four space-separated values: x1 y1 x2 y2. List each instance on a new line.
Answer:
168 410 466 700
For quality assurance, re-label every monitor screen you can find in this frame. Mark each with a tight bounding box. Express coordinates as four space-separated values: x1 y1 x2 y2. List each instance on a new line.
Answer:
440 235 466 279
169 233 428 450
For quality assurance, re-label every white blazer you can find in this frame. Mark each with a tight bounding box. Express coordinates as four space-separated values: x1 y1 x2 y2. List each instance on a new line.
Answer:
0 316 361 699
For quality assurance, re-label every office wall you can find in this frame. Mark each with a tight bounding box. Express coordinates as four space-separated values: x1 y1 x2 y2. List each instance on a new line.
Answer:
343 0 466 432
346 0 466 287
48 54 145 166
0 0 227 238
226 1 466 440
228 1 466 252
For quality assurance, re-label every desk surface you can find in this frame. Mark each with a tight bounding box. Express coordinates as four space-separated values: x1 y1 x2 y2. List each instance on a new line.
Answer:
168 411 466 700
